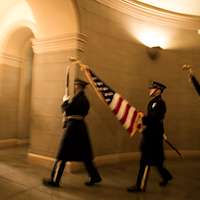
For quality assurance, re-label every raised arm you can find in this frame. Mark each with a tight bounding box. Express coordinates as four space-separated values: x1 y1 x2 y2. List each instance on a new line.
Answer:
183 64 200 96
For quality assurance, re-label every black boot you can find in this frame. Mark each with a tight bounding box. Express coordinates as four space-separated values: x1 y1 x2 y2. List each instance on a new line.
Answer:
159 175 173 187
127 185 143 192
42 178 60 187
85 176 102 186
84 159 102 186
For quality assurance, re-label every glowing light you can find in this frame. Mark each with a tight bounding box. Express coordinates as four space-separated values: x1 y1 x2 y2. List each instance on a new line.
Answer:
0 0 36 53
131 25 170 49
138 30 166 48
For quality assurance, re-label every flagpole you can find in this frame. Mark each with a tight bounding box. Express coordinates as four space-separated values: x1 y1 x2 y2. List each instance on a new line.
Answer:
61 58 80 126
69 57 108 106
64 64 70 97
63 58 77 99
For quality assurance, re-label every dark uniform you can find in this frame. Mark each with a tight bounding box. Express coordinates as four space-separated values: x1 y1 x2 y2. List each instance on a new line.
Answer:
43 79 101 187
128 81 172 192
190 75 200 95
58 91 93 162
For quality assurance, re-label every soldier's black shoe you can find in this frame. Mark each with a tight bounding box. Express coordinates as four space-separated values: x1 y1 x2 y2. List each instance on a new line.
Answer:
42 178 60 187
159 176 173 187
85 177 102 186
127 185 143 192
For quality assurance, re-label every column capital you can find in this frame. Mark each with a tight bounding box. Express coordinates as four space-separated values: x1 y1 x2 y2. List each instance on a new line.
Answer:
0 53 23 67
32 33 87 54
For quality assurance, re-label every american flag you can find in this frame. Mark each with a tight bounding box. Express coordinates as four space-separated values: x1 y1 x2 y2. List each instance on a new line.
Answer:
83 67 144 137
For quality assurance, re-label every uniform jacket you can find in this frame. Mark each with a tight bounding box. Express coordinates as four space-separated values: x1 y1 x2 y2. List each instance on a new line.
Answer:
56 91 93 161
191 75 200 96
140 95 166 165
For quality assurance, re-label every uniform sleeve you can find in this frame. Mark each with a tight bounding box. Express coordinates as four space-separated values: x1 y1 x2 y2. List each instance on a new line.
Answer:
61 99 76 114
191 75 200 96
142 100 166 126
61 93 89 116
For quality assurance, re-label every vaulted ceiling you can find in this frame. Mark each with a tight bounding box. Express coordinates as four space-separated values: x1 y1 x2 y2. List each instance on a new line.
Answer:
137 0 200 16
0 0 199 52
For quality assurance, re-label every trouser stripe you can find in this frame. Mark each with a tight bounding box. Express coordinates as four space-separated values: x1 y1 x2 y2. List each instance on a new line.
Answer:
140 165 150 190
53 160 62 182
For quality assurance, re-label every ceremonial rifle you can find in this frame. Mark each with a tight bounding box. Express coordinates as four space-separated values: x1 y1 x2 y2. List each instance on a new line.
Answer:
163 134 184 159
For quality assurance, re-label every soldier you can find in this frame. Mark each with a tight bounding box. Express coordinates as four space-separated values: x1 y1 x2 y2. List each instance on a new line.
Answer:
127 81 173 192
43 79 102 187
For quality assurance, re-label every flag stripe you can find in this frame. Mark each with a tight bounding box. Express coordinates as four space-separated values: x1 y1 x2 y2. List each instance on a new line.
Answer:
127 110 138 133
109 93 120 110
120 103 131 124
123 107 136 129
130 113 142 136
116 100 128 120
113 97 123 115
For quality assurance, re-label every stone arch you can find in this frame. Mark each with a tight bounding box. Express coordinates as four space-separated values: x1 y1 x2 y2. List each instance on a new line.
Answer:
2 25 35 56
26 0 80 37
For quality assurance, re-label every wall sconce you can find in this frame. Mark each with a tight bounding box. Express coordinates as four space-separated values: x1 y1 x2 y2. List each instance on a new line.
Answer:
147 46 162 60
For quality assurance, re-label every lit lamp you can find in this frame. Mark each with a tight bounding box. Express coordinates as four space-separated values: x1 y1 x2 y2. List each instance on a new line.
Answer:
147 46 162 60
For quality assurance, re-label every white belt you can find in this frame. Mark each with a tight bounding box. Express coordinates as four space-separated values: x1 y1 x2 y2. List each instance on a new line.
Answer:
65 115 84 120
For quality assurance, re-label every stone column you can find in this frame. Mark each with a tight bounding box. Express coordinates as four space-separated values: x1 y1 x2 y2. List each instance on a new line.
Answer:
0 53 23 148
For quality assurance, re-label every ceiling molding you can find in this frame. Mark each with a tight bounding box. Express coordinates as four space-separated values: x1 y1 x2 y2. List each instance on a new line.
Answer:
0 53 23 67
95 0 200 30
32 33 87 54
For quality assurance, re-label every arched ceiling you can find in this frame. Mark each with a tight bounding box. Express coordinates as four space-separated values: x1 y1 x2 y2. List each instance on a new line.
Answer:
0 0 199 53
0 0 80 57
94 0 200 50
0 0 18 16
136 0 200 16
0 0 79 39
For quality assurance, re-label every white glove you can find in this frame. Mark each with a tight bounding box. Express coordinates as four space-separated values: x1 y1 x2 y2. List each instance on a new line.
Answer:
63 94 70 102
163 134 168 140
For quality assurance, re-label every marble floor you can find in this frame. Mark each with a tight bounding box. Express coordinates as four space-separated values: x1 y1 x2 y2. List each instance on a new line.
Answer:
0 146 199 200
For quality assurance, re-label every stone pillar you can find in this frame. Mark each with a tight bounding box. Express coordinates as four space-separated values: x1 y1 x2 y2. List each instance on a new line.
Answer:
0 53 24 148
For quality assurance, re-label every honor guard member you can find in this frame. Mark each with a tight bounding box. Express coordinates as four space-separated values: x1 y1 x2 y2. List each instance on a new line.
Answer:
127 81 173 192
186 66 200 95
43 78 102 187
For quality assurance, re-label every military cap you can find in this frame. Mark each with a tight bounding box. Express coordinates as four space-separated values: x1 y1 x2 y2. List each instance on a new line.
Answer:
74 78 89 88
149 81 166 91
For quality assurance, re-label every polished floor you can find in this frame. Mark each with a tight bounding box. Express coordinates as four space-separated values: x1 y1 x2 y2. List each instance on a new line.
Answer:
0 146 199 200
